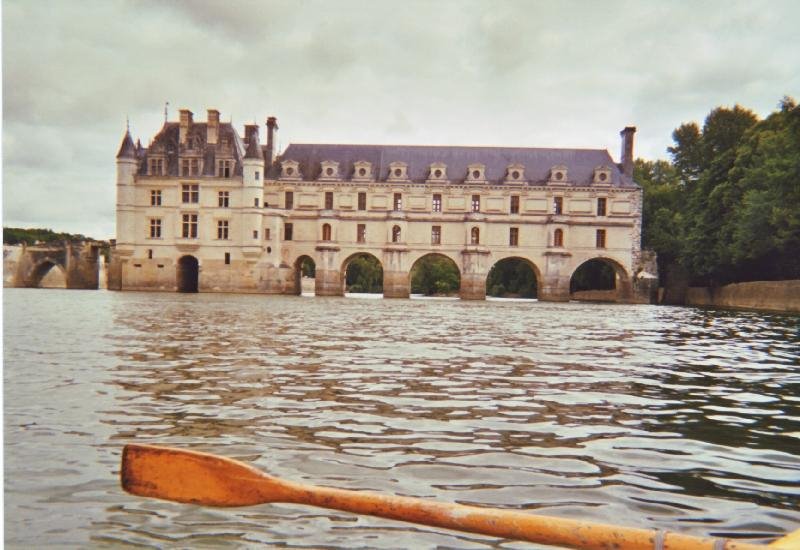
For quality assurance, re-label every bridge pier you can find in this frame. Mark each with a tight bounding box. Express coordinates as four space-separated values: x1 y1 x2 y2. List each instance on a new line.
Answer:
460 247 490 300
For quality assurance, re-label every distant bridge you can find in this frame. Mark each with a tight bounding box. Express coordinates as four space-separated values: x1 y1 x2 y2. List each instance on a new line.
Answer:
5 241 102 289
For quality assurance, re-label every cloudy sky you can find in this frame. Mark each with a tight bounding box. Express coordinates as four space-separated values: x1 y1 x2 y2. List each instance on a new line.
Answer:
3 0 799 239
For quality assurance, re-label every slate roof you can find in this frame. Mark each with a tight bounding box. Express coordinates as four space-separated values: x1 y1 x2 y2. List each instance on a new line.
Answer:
116 130 136 159
270 144 636 187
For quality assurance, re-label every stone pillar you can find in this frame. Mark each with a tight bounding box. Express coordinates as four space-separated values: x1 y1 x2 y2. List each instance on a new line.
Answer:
540 251 571 302
383 246 409 298
315 245 343 296
460 247 489 300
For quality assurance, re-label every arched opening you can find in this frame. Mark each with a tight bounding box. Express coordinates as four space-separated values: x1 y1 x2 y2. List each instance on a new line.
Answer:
294 255 316 295
470 227 480 245
569 258 629 302
553 228 564 247
486 257 539 299
321 224 332 241
391 225 401 243
342 253 383 296
176 255 199 293
32 260 66 288
410 253 460 297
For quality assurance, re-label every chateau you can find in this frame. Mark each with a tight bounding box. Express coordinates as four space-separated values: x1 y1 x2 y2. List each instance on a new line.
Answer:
110 108 655 302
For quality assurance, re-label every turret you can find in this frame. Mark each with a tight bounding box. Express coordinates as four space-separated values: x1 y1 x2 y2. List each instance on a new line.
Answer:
242 125 265 248
115 128 138 248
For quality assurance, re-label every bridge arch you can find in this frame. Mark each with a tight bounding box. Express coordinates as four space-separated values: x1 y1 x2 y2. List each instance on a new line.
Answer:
341 252 383 295
292 254 316 295
30 259 66 288
486 256 542 299
569 256 632 302
176 255 199 293
409 252 461 296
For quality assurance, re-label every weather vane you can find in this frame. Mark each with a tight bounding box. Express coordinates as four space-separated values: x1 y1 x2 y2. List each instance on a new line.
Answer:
164 101 169 123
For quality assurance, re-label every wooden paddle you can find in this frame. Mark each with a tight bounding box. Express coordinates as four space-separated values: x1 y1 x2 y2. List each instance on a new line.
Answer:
121 444 778 550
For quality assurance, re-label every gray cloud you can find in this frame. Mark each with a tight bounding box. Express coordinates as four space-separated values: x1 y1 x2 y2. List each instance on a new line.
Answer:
3 0 799 238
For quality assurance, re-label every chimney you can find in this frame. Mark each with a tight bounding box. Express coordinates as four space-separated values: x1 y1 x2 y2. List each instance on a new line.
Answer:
244 123 259 145
620 126 636 178
207 109 220 144
266 116 278 165
179 109 193 145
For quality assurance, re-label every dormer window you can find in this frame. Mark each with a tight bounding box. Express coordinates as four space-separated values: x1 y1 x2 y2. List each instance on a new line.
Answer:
281 160 301 180
216 159 232 178
320 160 340 181
593 166 613 185
427 162 447 183
505 163 525 183
388 162 408 181
353 160 372 181
182 158 201 177
466 163 486 183
549 165 568 184
148 157 164 176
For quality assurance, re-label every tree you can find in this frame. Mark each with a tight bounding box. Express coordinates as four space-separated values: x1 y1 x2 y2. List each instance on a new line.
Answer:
486 258 537 298
345 255 383 293
410 255 460 295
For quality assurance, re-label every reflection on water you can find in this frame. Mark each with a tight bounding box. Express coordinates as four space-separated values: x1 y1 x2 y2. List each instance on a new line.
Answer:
4 289 800 548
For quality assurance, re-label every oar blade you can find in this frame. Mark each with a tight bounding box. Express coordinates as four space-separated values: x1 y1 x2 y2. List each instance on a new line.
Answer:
121 443 277 507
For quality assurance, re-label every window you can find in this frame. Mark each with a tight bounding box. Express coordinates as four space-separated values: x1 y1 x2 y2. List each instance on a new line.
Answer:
471 194 480 212
182 184 199 203
596 229 606 248
471 227 480 244
393 193 402 211
554 228 564 247
509 227 519 246
322 223 332 241
224 252 230 265
553 196 563 215
150 190 162 206
432 193 442 213
218 160 232 178
431 225 441 245
254 197 259 207
253 229 259 239
392 225 401 243
147 249 153 259
218 191 229 208
325 191 334 210
597 197 607 217
285 191 294 210
217 220 229 240
255 171 260 181
182 158 200 176
182 213 198 238
284 223 293 240
358 192 367 211
265 228 271 240
510 195 519 214
357 224 366 243
149 218 162 238
148 158 163 176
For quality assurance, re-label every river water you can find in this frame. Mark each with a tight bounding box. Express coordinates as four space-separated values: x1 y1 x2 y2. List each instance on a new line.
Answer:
3 288 799 548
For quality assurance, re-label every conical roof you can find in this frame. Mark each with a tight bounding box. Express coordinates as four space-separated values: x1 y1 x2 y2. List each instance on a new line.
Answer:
244 133 262 160
116 130 136 159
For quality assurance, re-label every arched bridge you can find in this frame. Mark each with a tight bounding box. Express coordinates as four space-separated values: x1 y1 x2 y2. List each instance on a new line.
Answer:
8 241 101 289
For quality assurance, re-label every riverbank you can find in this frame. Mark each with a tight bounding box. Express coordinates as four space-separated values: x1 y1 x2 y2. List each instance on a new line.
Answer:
683 280 799 314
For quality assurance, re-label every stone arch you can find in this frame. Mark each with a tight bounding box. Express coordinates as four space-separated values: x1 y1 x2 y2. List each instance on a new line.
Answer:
176 255 199 293
341 252 384 295
292 254 316 295
486 256 542 299
30 259 65 288
409 252 461 297
569 256 632 302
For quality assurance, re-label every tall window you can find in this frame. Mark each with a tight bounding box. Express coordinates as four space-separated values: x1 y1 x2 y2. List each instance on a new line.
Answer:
285 191 294 210
148 158 163 176
431 225 441 245
322 223 332 241
218 191 229 208
392 225 401 243
217 220 229 240
254 197 259 207
284 223 293 241
253 229 259 239
471 227 480 244
553 196 563 215
393 193 402 211
509 227 519 246
554 228 564 247
510 195 519 214
182 184 199 203
325 191 334 210
264 228 271 240
597 197 607 217
432 193 442 213
358 192 367 210
255 171 260 181
224 252 231 265
182 158 200 176
596 229 606 248
471 194 480 212
217 160 232 178
150 190 162 206
149 218 162 238
357 224 366 243
182 214 198 238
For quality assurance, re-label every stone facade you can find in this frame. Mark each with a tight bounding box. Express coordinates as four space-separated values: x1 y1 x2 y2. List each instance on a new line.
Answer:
113 109 653 302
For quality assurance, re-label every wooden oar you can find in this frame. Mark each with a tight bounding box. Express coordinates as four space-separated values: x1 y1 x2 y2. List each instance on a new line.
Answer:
121 444 775 550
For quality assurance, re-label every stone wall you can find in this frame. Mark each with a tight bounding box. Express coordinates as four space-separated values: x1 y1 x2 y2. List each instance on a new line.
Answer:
686 280 800 314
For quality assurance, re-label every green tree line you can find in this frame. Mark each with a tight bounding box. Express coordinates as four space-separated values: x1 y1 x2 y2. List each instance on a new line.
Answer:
3 227 92 245
637 97 800 287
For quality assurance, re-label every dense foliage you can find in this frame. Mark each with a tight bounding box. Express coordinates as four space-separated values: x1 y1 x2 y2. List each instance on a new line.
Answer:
570 261 615 292
639 97 800 286
410 255 460 295
345 254 383 293
3 227 90 245
486 258 537 298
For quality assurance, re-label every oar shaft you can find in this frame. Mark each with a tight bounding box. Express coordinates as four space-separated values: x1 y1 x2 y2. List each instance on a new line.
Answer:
281 481 767 550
